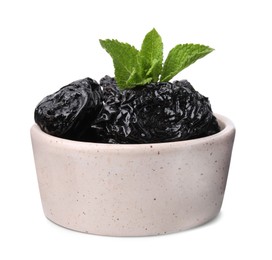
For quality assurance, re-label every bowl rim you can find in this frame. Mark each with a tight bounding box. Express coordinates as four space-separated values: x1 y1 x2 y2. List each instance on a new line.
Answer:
31 113 235 150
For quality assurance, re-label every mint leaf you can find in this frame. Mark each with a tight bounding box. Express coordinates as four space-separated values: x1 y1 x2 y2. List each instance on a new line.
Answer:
126 67 152 87
139 28 163 82
160 44 214 82
99 39 139 89
100 29 214 89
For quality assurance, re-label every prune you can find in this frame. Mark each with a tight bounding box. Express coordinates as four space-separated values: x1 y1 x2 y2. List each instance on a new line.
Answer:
93 77 220 143
91 76 121 143
35 75 220 143
34 78 103 141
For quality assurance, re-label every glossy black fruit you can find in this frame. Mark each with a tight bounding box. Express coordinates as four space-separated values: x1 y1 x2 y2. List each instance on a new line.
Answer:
34 78 103 141
93 77 220 143
35 76 219 143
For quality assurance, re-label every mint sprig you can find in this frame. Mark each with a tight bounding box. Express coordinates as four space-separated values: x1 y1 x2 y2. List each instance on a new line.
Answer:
139 28 163 83
160 44 214 82
100 29 213 89
99 40 140 88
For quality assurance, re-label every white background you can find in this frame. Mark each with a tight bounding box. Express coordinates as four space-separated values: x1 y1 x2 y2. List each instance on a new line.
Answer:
1 0 271 259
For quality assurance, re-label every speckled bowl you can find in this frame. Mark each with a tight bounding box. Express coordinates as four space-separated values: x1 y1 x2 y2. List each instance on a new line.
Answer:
30 113 235 236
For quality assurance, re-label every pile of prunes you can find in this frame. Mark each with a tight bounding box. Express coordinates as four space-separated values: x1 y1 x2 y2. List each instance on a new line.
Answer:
34 76 220 144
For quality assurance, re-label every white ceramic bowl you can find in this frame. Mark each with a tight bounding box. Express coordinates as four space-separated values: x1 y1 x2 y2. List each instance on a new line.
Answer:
31 114 235 236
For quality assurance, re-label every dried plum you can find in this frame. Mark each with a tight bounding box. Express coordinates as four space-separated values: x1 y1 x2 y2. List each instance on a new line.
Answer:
34 75 220 143
93 77 220 143
34 78 103 141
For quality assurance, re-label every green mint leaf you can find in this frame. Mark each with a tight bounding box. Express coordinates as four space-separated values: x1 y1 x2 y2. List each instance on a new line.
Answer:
100 29 214 89
126 71 153 87
139 28 163 82
125 67 152 87
160 44 214 82
99 39 139 89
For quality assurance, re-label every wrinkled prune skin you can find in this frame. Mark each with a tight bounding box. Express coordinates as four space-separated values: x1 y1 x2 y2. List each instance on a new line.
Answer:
93 76 220 143
35 75 220 143
35 78 103 141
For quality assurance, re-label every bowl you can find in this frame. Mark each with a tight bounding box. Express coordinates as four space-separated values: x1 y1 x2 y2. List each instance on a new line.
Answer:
30 113 235 236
